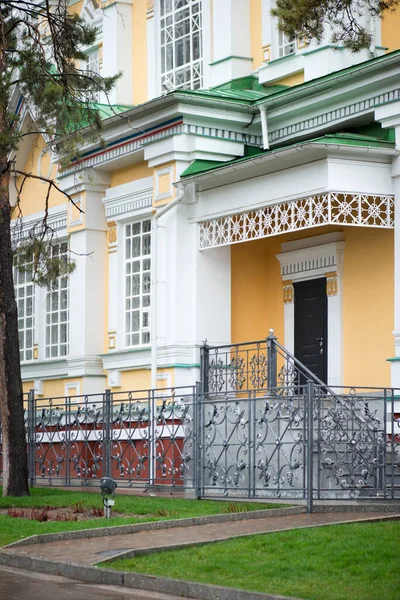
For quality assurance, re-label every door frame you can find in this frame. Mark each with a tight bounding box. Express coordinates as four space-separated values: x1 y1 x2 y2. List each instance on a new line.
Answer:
276 232 345 387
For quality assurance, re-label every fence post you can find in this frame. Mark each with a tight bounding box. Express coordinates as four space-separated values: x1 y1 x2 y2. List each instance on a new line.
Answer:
27 389 36 487
306 380 314 513
195 381 202 499
267 329 277 389
149 388 156 487
104 389 112 479
200 338 209 396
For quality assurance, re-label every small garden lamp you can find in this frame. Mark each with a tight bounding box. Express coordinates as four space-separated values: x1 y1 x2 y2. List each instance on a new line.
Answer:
100 477 117 519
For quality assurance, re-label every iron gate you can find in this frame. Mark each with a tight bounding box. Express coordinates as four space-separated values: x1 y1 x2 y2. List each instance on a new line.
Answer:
198 335 400 506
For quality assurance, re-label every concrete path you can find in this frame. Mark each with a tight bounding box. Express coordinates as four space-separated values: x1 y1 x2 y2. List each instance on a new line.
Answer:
5 510 399 566
0 565 187 600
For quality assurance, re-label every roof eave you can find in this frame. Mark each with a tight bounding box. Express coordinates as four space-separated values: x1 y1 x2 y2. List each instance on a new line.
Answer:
176 142 397 187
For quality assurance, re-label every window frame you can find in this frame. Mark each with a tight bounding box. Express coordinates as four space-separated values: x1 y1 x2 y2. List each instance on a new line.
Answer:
159 0 203 92
124 218 152 349
14 253 35 362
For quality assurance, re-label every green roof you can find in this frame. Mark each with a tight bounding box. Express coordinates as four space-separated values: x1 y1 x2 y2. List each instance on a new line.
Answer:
93 103 132 119
171 49 400 107
180 132 395 179
172 75 289 102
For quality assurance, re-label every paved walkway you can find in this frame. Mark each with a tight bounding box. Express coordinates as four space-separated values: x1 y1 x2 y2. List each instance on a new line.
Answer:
5 510 399 566
0 565 186 600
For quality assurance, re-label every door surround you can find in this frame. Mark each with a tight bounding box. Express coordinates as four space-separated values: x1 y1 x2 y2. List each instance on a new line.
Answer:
276 232 344 387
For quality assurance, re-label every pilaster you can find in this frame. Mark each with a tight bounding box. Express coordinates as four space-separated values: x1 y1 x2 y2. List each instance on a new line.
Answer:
375 101 400 387
102 0 133 105
61 170 111 392
210 0 252 87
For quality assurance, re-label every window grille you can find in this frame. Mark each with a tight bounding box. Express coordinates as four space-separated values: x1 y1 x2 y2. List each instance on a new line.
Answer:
14 253 35 361
125 220 151 347
45 242 69 358
160 0 203 92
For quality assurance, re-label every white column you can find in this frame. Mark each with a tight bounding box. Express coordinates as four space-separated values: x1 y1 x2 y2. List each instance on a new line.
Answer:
155 202 231 387
146 1 157 99
210 0 252 86
62 172 110 394
102 0 133 105
375 102 400 387
390 156 400 387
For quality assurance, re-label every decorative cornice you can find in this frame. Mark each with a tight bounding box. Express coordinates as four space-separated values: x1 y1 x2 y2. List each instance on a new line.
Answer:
269 88 400 145
59 118 262 174
12 205 68 241
277 244 343 280
102 182 153 219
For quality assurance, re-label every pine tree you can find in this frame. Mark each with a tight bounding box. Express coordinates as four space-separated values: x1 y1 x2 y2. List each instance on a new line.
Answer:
0 0 118 496
272 0 400 52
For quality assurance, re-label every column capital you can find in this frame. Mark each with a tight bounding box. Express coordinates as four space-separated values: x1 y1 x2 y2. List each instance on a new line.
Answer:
59 169 111 196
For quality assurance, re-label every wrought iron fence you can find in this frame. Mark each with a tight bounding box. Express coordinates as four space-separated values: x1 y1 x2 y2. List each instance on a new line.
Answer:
0 386 197 489
1 334 399 509
200 335 400 506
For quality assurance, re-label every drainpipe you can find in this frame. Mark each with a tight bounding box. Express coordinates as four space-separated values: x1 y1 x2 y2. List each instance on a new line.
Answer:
150 184 185 390
259 105 269 150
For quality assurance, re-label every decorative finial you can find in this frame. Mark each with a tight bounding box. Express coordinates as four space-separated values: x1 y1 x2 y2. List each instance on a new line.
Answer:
269 329 274 336
202 338 208 346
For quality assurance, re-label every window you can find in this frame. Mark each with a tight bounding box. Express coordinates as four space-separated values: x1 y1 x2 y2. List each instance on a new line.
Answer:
125 220 151 347
45 243 69 358
160 0 203 92
278 29 296 57
85 49 100 75
85 48 100 101
14 253 35 361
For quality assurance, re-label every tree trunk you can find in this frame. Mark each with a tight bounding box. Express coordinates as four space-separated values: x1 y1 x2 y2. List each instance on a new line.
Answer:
0 159 30 496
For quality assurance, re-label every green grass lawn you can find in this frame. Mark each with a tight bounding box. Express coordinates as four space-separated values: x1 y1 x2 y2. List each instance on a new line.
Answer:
104 521 400 600
0 486 280 547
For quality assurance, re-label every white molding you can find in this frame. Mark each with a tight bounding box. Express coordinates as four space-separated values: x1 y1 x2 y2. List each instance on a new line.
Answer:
67 355 105 377
276 235 344 386
102 177 153 220
67 195 84 227
65 380 81 398
277 240 345 282
101 343 199 372
108 369 121 388
21 359 69 382
12 204 68 240
154 165 174 201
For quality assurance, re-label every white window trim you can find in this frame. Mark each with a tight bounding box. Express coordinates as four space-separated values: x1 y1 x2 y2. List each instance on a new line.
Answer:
123 218 152 349
150 0 209 98
276 233 345 387
103 178 154 354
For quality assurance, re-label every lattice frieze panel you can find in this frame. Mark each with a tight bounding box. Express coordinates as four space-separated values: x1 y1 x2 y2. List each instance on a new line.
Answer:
199 192 394 250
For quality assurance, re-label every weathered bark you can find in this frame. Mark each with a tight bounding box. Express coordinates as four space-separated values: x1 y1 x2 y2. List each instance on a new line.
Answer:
0 160 30 496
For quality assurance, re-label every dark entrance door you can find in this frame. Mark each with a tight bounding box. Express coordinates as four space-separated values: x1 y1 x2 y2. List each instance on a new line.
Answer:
294 278 327 383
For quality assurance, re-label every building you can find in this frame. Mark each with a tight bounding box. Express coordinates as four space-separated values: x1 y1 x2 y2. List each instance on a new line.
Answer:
13 0 400 403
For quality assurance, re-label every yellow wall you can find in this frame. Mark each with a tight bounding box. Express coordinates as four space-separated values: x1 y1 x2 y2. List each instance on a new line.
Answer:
22 378 84 399
271 71 305 87
342 228 393 387
231 226 394 387
132 0 148 105
13 136 65 217
110 162 152 187
381 6 400 52
250 0 264 71
118 368 174 392
232 236 284 343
